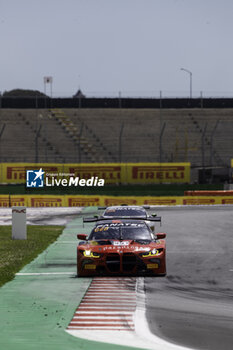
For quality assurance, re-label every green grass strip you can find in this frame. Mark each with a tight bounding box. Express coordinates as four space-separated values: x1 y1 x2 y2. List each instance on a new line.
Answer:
0 226 64 287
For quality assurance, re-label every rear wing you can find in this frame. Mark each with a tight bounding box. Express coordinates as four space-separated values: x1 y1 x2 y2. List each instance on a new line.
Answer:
83 216 161 224
83 216 101 223
98 205 151 210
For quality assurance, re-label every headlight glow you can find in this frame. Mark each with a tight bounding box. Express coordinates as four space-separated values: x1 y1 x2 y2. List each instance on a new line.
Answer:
141 249 161 258
83 250 101 258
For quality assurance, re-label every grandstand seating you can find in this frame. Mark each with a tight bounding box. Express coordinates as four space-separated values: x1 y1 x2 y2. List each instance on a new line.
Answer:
0 108 232 174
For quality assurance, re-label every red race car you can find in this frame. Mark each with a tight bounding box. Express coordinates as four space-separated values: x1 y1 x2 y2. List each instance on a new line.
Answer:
77 219 166 277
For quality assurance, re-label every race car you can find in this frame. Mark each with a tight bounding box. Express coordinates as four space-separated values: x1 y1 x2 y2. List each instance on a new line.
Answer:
84 205 160 231
98 204 150 219
98 205 153 219
77 218 166 277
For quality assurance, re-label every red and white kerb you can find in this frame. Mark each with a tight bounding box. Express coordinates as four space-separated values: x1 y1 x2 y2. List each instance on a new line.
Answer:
67 277 136 331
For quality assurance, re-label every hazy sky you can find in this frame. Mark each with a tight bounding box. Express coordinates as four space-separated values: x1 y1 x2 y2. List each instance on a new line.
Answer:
1 0 233 97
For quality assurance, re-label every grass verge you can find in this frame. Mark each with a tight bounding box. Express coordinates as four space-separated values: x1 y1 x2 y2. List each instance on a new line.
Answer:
0 225 64 287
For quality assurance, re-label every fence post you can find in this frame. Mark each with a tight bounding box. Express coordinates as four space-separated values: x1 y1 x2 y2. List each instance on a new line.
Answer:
209 120 219 183
210 120 219 167
159 122 166 163
118 122 124 163
201 123 207 182
78 122 84 163
0 124 6 162
35 124 42 163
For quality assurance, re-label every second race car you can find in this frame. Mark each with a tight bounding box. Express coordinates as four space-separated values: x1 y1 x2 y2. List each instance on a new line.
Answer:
99 205 153 219
84 204 160 231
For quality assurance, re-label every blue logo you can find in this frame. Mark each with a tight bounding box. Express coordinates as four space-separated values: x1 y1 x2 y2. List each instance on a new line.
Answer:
26 168 45 188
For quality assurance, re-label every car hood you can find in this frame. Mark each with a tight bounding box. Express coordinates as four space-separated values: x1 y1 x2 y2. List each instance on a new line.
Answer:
78 239 164 253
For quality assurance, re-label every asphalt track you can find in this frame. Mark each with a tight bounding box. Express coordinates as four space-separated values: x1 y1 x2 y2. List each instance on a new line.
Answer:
146 206 233 350
0 206 233 350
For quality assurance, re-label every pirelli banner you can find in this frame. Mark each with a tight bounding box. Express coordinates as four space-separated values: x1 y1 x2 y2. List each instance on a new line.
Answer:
0 195 233 207
126 163 190 184
0 162 190 184
0 163 122 184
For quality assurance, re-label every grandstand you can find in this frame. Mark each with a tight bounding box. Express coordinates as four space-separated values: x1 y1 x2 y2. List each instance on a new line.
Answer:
0 107 232 181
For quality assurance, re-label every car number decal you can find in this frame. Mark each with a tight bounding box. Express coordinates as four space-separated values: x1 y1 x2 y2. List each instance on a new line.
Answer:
111 241 130 246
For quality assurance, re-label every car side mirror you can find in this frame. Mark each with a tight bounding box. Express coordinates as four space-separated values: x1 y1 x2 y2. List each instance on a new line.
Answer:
156 233 166 239
77 234 88 240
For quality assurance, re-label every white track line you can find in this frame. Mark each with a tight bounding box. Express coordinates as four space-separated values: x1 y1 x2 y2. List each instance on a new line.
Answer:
134 278 194 350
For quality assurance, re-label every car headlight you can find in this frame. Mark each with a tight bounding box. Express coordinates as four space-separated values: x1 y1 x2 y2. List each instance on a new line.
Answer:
84 250 91 256
141 248 161 258
83 250 101 258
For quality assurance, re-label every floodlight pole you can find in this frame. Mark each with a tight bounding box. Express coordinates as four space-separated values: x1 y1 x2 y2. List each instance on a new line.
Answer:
180 68 192 98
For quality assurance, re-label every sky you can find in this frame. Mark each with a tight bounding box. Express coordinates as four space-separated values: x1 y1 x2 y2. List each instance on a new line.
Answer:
1 0 233 98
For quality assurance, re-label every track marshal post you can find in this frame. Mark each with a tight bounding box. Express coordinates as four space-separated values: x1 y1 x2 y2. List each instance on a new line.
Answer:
12 206 27 240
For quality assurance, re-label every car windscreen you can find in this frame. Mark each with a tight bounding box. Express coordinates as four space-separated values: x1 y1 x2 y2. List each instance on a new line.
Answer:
89 223 152 241
103 208 146 217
